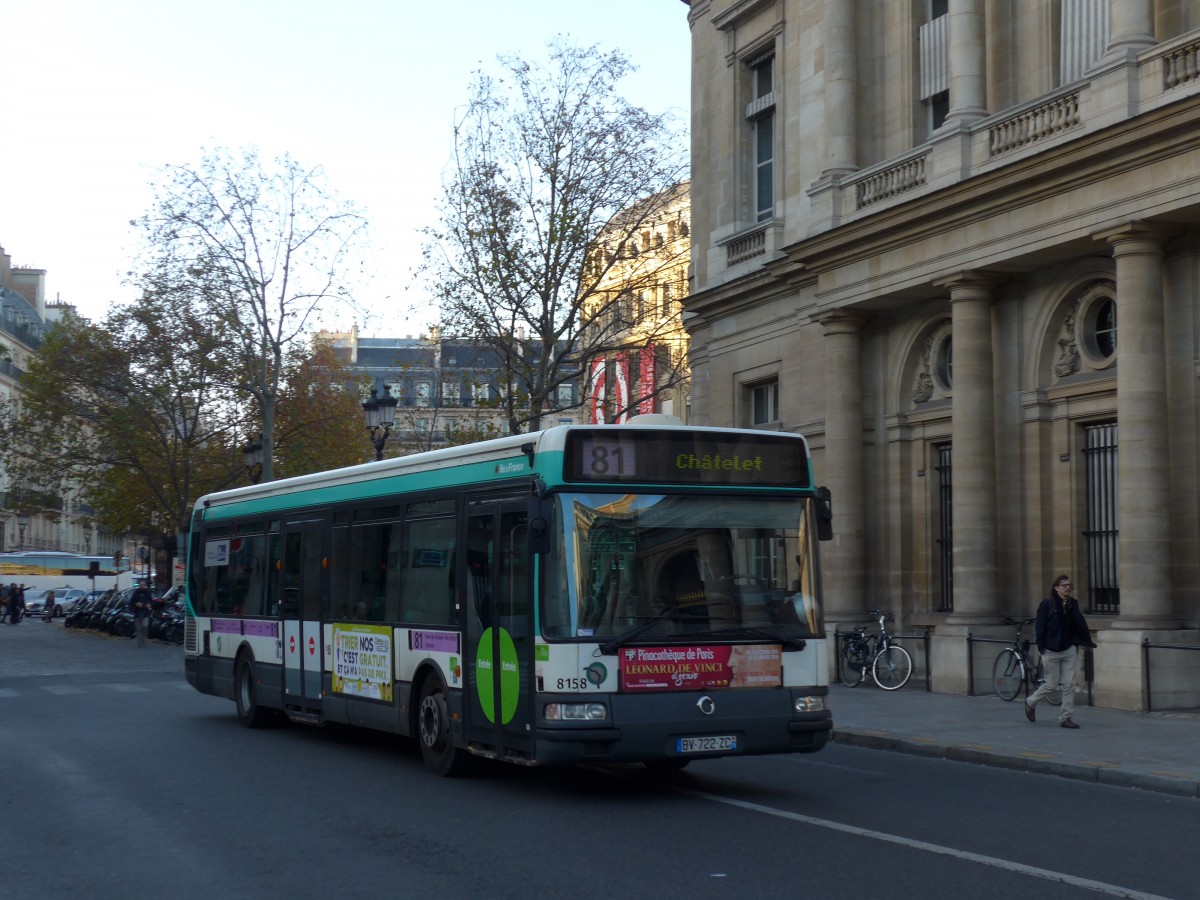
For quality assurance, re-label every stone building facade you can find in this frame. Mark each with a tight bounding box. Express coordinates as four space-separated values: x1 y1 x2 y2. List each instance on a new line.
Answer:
683 0 1200 709
323 327 582 452
581 182 693 424
0 243 118 557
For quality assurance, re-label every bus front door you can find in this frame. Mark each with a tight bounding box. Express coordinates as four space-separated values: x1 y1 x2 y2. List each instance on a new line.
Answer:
463 504 533 760
279 520 326 719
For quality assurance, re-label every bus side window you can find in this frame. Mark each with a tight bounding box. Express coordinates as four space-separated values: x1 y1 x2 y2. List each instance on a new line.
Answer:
330 527 351 619
401 516 456 626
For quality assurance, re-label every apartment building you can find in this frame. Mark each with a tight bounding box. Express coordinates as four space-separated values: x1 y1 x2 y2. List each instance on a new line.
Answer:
582 182 693 423
0 243 115 556
683 0 1200 708
324 327 582 451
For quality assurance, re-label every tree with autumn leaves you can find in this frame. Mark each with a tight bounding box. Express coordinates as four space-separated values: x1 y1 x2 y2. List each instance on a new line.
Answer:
0 301 367 542
1 147 373 541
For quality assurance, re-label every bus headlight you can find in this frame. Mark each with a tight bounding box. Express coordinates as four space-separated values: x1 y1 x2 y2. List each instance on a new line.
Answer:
545 702 609 721
794 695 825 713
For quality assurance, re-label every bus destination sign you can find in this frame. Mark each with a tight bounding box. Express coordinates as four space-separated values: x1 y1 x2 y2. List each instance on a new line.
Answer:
564 429 810 488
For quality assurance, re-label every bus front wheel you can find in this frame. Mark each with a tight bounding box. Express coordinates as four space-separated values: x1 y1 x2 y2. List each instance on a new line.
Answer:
417 678 470 777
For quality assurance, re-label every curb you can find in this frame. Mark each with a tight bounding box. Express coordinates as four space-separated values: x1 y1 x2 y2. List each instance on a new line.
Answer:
832 728 1200 799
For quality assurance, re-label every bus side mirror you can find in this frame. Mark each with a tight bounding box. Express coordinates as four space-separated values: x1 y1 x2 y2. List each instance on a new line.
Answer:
816 486 833 542
528 496 553 555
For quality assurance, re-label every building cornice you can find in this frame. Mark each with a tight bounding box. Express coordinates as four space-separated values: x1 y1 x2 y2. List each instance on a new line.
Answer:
780 93 1200 281
711 0 776 32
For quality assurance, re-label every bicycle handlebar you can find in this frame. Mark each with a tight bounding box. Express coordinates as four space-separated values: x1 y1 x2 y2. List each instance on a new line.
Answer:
1000 616 1035 626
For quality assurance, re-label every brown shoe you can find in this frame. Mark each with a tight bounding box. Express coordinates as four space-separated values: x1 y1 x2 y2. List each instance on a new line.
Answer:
1024 702 1035 723
1060 718 1079 729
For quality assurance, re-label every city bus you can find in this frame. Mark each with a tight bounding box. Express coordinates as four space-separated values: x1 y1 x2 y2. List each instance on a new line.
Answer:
183 415 834 775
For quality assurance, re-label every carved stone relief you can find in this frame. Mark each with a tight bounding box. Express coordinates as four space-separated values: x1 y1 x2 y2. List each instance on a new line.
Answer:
1053 297 1082 379
911 319 950 404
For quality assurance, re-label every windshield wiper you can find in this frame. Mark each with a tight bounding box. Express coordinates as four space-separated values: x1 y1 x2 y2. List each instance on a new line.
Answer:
598 607 713 655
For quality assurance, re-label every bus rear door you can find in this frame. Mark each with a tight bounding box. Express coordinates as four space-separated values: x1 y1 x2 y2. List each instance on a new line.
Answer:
463 501 533 760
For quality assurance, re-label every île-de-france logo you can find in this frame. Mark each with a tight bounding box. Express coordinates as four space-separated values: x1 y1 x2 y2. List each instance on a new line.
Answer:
584 662 607 686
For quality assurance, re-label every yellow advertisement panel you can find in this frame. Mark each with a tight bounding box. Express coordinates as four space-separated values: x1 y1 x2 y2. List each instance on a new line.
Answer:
332 624 394 702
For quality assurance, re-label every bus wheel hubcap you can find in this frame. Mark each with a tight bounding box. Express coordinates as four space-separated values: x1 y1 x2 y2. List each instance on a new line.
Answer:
420 695 442 747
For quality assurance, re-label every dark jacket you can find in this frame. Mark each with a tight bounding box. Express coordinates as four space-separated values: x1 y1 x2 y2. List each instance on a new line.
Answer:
131 586 154 618
1035 595 1095 653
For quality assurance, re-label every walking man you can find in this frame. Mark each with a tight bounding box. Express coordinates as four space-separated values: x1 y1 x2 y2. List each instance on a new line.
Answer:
1025 575 1097 729
131 580 153 647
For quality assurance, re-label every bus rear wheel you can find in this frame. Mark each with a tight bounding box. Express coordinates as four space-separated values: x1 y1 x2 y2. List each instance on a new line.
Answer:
235 657 273 728
417 678 470 777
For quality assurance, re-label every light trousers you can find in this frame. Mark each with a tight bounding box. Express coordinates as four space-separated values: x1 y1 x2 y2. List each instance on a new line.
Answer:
1027 645 1077 721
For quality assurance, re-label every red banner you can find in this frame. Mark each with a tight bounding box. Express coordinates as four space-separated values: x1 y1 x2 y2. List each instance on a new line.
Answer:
637 345 656 416
618 645 782 692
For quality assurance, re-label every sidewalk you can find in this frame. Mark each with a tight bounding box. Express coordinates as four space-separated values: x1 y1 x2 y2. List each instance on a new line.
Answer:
830 683 1200 798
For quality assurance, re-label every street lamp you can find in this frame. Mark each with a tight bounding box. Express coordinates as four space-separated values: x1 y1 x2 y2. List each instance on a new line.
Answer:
242 436 264 484
362 378 398 461
16 514 29 551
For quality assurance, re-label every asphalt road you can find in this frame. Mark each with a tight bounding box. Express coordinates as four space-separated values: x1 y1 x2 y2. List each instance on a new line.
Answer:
1 622 1193 900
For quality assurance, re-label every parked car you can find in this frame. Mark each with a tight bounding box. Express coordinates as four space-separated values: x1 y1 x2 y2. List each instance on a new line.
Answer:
55 588 88 616
23 587 88 619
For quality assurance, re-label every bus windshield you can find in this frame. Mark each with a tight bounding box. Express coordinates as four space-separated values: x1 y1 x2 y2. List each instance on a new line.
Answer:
543 493 822 643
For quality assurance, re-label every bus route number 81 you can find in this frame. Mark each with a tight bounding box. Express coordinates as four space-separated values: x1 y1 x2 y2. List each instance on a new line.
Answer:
581 439 637 479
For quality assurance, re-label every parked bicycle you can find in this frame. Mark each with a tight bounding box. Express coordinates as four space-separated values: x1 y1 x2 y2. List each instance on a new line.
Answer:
840 610 913 690
992 616 1061 705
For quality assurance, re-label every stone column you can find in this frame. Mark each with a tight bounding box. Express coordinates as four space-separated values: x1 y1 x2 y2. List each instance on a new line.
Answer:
1106 0 1156 57
821 0 858 178
941 275 999 619
817 312 866 620
945 0 988 124
1100 224 1175 627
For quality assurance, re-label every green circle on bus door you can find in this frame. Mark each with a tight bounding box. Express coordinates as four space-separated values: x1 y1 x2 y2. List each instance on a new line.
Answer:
475 627 520 725
498 627 519 725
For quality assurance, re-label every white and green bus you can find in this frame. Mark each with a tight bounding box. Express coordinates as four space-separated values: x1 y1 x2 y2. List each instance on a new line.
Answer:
184 416 834 775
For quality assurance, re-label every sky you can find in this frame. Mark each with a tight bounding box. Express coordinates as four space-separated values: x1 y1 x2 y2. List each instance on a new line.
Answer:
0 0 692 333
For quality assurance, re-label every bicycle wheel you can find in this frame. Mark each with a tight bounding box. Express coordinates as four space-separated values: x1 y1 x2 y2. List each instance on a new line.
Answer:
1034 658 1062 706
840 642 867 687
872 645 913 690
992 649 1024 701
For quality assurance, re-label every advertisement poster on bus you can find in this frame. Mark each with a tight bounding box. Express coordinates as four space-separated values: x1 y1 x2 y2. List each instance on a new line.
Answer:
618 644 782 692
332 625 394 702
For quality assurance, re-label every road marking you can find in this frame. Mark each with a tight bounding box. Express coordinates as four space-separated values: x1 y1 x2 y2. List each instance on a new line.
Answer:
42 685 85 695
0 689 17 698
103 684 152 692
662 782 1169 900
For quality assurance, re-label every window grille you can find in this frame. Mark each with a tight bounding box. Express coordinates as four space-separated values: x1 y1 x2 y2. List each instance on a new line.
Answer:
1083 421 1119 613
934 443 953 612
